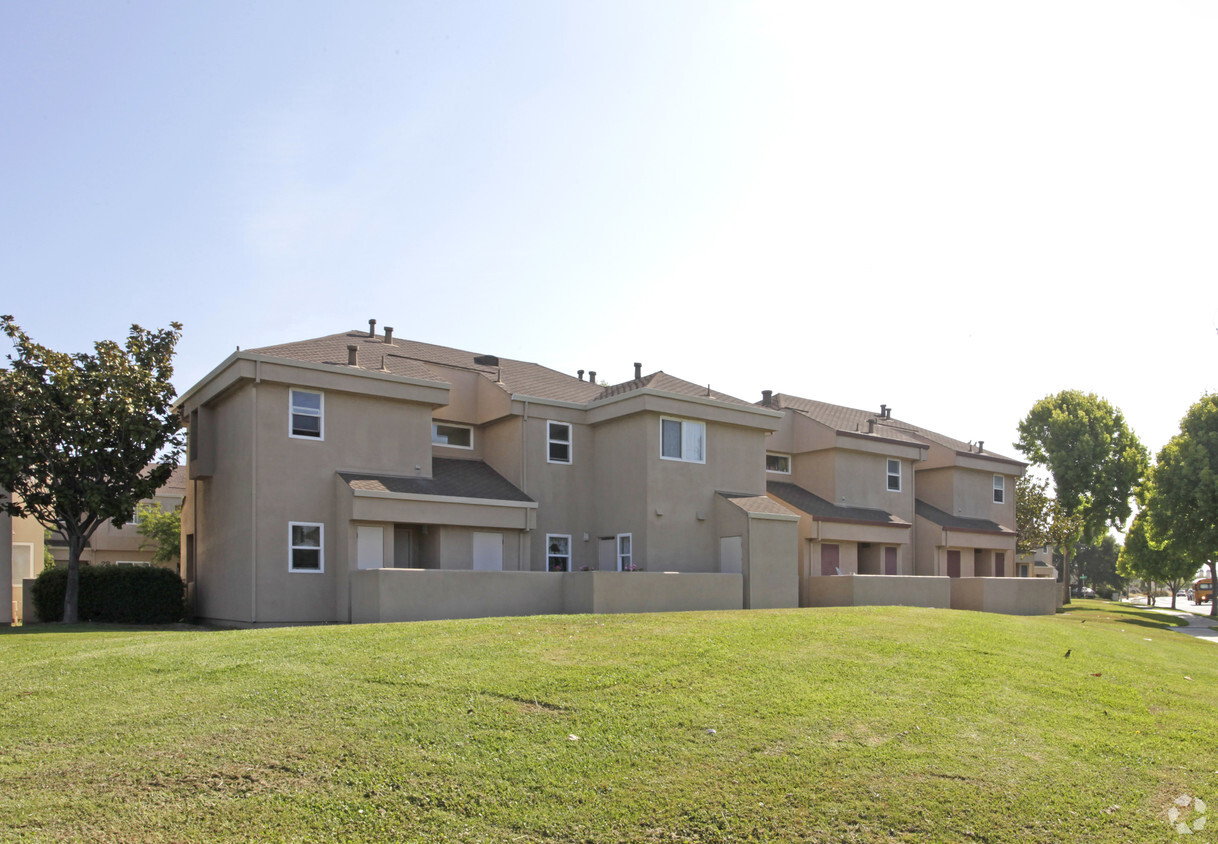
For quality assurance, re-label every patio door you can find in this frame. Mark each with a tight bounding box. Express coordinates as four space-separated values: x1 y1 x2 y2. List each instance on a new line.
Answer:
994 552 1005 577
473 532 503 571
357 526 384 570
946 550 961 578
884 546 898 575
821 543 840 576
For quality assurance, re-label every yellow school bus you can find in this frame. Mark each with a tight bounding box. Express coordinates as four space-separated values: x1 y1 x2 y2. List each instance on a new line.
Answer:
1195 578 1213 605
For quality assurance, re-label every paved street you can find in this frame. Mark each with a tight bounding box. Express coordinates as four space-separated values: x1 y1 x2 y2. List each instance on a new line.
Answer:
1120 595 1218 644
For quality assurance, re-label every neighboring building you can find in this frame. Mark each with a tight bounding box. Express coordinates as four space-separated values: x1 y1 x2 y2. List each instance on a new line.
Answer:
47 466 188 569
2 496 47 624
174 324 1051 627
757 393 1023 607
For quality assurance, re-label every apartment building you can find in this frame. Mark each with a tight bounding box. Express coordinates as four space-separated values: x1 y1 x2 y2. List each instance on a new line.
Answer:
173 324 1051 627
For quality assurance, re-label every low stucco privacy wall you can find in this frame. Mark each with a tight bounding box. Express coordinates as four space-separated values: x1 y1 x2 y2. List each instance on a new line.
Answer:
804 574 952 610
350 568 744 624
950 576 1057 616
803 574 1057 616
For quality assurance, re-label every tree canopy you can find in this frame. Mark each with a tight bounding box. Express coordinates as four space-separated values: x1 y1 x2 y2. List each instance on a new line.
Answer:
136 502 182 566
1016 390 1147 603
0 316 184 623
1118 511 1195 609
1144 394 1218 617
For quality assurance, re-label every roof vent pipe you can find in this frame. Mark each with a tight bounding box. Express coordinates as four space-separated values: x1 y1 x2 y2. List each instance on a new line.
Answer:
578 369 585 381
880 403 888 419
347 345 358 366
384 326 394 345
368 318 377 337
977 440 984 453
588 370 596 384
634 362 642 380
867 419 876 434
762 389 773 407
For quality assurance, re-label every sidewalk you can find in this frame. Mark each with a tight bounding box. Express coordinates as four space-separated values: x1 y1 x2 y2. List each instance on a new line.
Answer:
1124 598 1218 644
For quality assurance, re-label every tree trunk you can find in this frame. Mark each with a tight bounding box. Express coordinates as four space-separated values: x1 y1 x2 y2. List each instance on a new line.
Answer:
1147 581 1154 606
63 534 83 624
1210 561 1217 619
1061 546 1072 605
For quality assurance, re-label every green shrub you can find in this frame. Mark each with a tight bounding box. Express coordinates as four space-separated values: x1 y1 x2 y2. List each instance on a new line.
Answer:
31 565 185 624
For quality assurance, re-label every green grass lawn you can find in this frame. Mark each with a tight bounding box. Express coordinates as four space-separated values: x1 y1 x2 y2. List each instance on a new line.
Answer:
2 602 1216 842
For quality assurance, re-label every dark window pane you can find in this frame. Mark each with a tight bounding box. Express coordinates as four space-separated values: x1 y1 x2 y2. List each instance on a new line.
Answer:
292 414 321 437
292 548 321 570
662 419 681 457
549 442 570 462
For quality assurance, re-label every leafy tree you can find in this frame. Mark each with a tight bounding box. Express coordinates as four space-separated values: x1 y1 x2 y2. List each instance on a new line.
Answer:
0 317 184 623
1144 394 1218 618
1016 476 1052 555
1016 390 1148 604
136 502 182 566
1073 535 1124 597
42 528 54 570
1118 511 1196 609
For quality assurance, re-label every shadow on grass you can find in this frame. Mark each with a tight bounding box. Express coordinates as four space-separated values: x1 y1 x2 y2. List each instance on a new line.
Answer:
1060 601 1188 631
0 622 214 636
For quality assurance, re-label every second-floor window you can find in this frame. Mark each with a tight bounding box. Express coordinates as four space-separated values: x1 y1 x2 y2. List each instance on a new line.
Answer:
887 459 901 491
432 423 473 449
661 418 705 463
766 453 791 473
547 421 572 464
993 475 1005 503
290 389 323 439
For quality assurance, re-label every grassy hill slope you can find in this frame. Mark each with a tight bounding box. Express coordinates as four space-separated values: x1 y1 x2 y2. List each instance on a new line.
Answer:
2 602 1215 842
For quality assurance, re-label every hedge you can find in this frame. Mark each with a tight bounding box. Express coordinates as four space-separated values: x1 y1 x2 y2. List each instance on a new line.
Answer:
31 565 186 624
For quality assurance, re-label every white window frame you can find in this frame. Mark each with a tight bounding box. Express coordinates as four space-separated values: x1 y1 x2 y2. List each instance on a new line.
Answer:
993 474 1005 503
289 389 324 441
887 458 901 492
547 421 572 464
546 534 571 572
765 452 791 474
617 533 634 571
288 521 325 573
660 417 706 464
432 422 474 449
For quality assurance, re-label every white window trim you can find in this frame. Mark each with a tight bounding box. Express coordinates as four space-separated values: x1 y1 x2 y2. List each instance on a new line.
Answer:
288 521 325 573
11 542 33 587
659 417 706 464
887 458 901 492
546 533 571 572
289 389 325 441
546 420 572 465
765 452 791 474
432 422 474 450
993 474 1005 503
617 533 634 571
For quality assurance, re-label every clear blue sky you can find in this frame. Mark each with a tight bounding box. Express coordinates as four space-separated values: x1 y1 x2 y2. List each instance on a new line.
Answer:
3 1 1216 468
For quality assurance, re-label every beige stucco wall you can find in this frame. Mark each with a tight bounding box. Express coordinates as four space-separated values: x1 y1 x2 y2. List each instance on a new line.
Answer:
351 569 567 622
1 505 11 625
834 450 914 521
744 515 799 609
915 465 1017 527
563 571 743 614
950 577 1056 615
803 574 952 609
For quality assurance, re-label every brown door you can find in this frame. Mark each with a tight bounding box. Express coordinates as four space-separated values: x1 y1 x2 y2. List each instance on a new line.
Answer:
821 543 840 576
884 546 898 575
994 552 1005 577
946 550 961 578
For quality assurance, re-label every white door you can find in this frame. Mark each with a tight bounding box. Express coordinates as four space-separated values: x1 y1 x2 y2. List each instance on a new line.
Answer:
598 538 616 571
472 532 503 571
356 526 384 570
720 536 743 574
11 544 33 586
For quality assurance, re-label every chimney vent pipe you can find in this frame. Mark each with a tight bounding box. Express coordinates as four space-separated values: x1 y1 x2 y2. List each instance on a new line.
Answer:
384 326 393 345
347 345 358 366
589 370 596 383
762 389 773 407
578 369 585 381
977 440 984 453
368 318 377 337
634 362 642 380
880 403 888 419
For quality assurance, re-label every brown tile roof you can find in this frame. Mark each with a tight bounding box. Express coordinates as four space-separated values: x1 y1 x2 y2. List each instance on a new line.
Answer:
339 458 534 503
161 465 189 494
767 482 911 527
767 392 1022 464
914 499 1014 535
597 371 752 406
717 491 800 517
247 331 606 404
